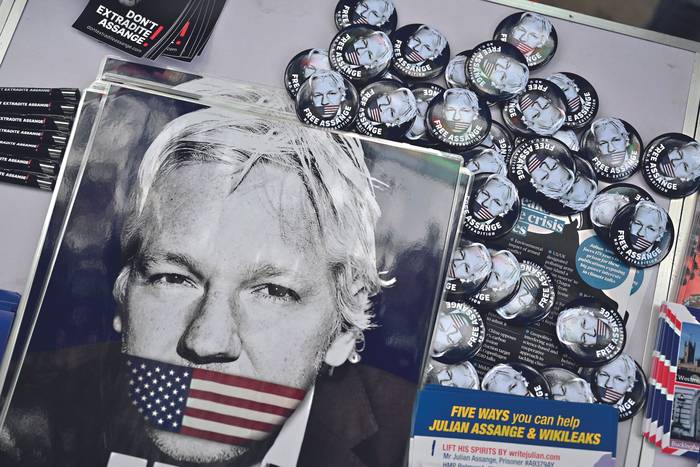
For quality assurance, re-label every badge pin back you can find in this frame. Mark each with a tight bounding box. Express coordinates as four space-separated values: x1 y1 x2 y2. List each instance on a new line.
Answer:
501 78 568 137
494 260 556 326
482 362 552 399
468 249 521 310
466 40 529 102
542 367 596 404
390 23 450 81
588 183 654 245
580 117 643 182
295 70 359 130
462 173 521 241
355 80 417 140
334 0 398 34
431 302 486 364
284 48 332 98
329 25 393 84
546 72 599 130
581 354 647 421
425 359 480 390
425 88 491 151
493 12 558 70
641 133 700 199
444 240 492 301
404 82 444 146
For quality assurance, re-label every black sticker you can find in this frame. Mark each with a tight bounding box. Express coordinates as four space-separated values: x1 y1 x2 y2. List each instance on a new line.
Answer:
542 367 596 403
548 156 598 215
404 82 444 146
461 148 507 176
284 48 332 98
555 298 626 366
546 72 599 130
609 200 674 268
580 118 643 182
390 24 450 81
581 354 647 421
493 12 557 69
431 302 486 364
444 240 492 300
478 120 514 162
445 50 472 89
552 129 580 152
589 183 654 243
501 78 568 137
466 40 529 102
355 80 417 140
462 173 521 241
295 70 359 130
334 0 398 34
494 260 555 325
642 133 700 199
425 88 491 150
425 359 480 389
481 362 551 398
329 25 393 83
468 249 521 310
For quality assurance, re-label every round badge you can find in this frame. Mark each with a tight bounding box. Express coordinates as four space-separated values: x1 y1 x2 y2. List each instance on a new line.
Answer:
642 133 700 199
445 50 472 89
431 302 486 364
583 354 647 421
444 240 492 300
468 249 521 310
542 367 596 403
552 129 580 152
405 82 444 146
390 24 450 81
501 78 568 137
466 40 529 102
329 25 393 84
481 362 552 398
494 260 555 325
556 298 626 366
547 72 599 130
284 48 332 98
493 12 557 70
295 70 359 130
425 359 480 390
462 173 521 241
478 120 514 161
609 200 674 268
425 88 491 150
461 148 507 176
589 183 654 243
356 80 417 140
580 117 643 182
548 156 598 215
334 0 398 34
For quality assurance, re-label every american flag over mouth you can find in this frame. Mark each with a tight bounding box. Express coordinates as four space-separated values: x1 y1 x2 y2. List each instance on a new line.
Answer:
660 159 676 178
514 42 535 56
368 105 382 122
345 50 361 66
126 356 306 446
606 151 627 167
473 202 494 221
600 386 624 403
632 235 654 251
597 320 611 341
481 61 495 78
450 120 471 132
322 104 340 118
520 95 535 110
355 16 369 24
405 47 424 63
568 96 581 112
527 154 545 173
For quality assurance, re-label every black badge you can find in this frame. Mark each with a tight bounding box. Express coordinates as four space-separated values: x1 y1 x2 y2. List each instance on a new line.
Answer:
542 367 596 403
478 120 514 162
463 173 521 241
589 183 654 243
609 200 674 268
552 129 580 152
334 0 398 34
405 82 444 146
390 24 450 81
466 40 529 102
444 240 492 300
493 12 557 70
426 88 491 150
356 80 417 140
555 298 626 366
580 117 643 182
547 72 599 130
482 362 552 398
547 156 598 215
445 50 472 89
295 70 359 130
284 48 332 98
494 260 555 325
461 148 507 176
468 249 521 310
502 78 568 137
431 302 486 364
581 354 647 421
642 133 700 199
329 25 393 83
425 359 480 389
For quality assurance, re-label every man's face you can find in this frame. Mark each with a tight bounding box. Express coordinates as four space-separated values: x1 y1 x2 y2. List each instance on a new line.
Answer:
311 77 343 112
522 95 563 133
561 175 595 208
531 156 570 195
433 315 469 354
447 56 468 85
630 205 665 245
511 16 548 50
484 254 519 296
489 371 528 396
466 151 504 175
565 313 600 347
474 179 511 219
490 57 527 93
551 379 590 403
451 245 490 283
119 163 338 462
436 367 476 388
375 91 411 124
596 359 632 397
406 28 442 62
549 75 579 102
354 0 392 26
591 194 628 227
595 123 628 158
498 282 536 319
407 100 428 138
351 36 388 67
666 143 700 180
302 51 330 79
444 93 476 129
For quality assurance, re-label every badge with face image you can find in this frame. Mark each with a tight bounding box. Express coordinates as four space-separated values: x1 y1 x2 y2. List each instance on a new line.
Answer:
466 41 529 102
425 359 480 390
284 48 332 98
502 78 568 137
431 303 485 364
482 362 551 398
542 367 596 403
581 353 647 421
556 298 626 365
468 249 521 310
552 128 580 152
463 173 521 241
329 25 393 84
461 148 507 176
334 0 398 34
356 80 417 140
546 72 599 130
445 50 472 89
478 121 514 162
589 183 654 243
548 156 598 215
493 12 557 69
494 260 555 325
610 200 674 268
580 117 643 182
390 23 450 81
404 82 444 146
444 240 492 300
295 70 359 130
425 88 491 150
642 133 700 199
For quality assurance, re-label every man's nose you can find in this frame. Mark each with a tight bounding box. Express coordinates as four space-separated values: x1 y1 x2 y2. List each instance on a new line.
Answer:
321 94 330 105
177 290 242 365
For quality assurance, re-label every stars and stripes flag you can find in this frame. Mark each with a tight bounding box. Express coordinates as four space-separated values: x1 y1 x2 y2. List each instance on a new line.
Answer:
355 15 369 24
481 60 495 79
405 47 424 63
126 356 306 446
606 150 627 167
322 104 340 118
473 202 494 221
345 50 361 66
449 120 471 131
527 154 545 173
597 319 611 341
567 95 581 113
368 105 382 122
520 95 535 110
632 235 654 251
514 41 535 56
660 159 676 178
601 387 624 403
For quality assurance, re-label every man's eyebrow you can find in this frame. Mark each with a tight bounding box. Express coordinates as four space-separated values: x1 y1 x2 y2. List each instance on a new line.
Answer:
137 252 200 273
240 263 293 284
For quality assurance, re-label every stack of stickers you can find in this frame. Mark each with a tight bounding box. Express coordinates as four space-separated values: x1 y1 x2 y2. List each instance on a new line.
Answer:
0 87 78 191
0 290 19 361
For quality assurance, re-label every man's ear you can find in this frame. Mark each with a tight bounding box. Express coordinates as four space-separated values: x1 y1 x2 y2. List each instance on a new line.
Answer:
112 315 123 333
324 332 356 367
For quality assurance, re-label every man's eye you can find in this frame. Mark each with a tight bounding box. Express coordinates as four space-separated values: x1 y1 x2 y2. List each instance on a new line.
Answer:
149 273 194 287
614 376 625 383
252 284 301 302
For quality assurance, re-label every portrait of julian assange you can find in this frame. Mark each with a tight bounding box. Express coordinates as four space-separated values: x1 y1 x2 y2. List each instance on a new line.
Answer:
0 85 464 467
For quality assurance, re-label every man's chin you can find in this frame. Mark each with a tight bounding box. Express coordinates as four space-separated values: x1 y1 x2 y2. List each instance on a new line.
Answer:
146 426 252 464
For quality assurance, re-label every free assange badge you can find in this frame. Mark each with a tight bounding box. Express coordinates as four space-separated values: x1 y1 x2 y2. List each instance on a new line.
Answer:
404 82 444 146
641 133 700 199
295 70 359 130
355 80 417 140
478 120 514 162
390 24 450 81
547 72 599 130
589 183 654 245
609 200 674 269
493 12 558 69
542 367 596 403
425 88 491 150
284 48 332 98
461 148 507 176
329 24 393 84
462 173 521 241
546 155 599 216
501 78 568 137
580 117 644 182
443 240 492 301
334 0 398 34
481 362 552 398
466 40 529 102
494 260 556 326
431 302 485 364
552 128 580 152
468 249 521 311
424 359 480 390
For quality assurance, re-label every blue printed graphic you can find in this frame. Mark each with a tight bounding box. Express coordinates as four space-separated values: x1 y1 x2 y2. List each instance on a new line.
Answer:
511 199 566 237
576 236 629 290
